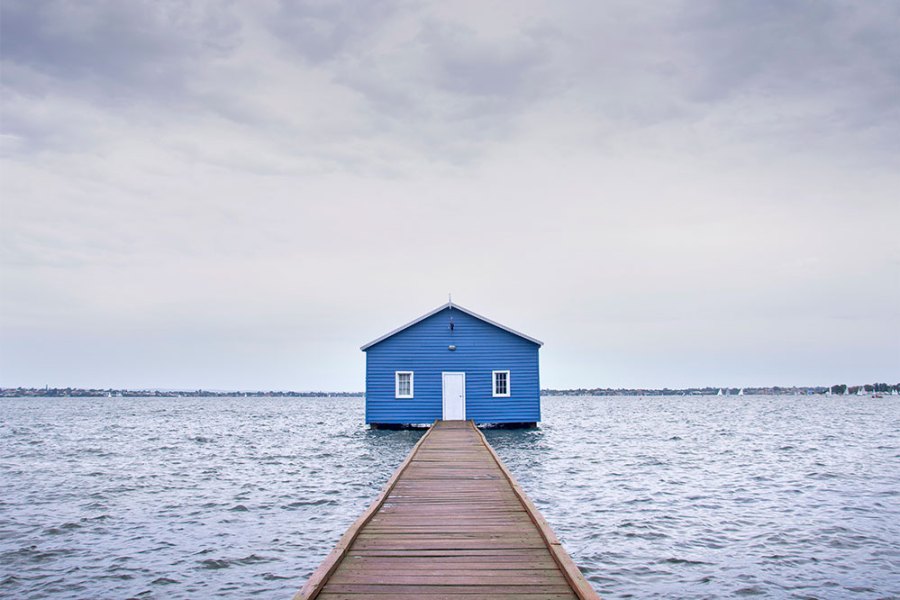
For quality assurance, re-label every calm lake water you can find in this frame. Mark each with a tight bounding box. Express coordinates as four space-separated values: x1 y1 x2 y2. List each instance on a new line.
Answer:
1 396 898 599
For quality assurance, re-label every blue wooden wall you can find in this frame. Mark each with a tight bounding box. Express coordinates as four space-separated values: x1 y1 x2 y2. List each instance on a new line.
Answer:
364 307 540 424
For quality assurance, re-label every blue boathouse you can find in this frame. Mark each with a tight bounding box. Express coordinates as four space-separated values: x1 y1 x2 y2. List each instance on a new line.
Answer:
361 302 543 427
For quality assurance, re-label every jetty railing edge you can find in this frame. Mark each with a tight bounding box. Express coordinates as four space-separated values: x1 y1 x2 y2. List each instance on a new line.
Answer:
292 421 438 600
471 421 602 600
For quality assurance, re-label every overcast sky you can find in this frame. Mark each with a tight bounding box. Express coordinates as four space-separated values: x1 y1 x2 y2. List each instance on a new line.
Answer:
1 0 898 391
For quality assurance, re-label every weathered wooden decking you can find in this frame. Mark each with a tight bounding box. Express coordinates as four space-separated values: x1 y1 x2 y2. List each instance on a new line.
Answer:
295 420 599 600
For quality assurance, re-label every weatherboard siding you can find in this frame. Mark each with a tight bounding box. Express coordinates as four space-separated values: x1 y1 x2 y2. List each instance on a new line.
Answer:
365 307 540 424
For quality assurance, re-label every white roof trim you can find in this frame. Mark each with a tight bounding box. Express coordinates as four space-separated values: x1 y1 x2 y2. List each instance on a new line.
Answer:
360 301 543 351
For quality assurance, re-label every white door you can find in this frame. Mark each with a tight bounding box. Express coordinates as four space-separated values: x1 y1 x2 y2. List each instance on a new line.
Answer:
442 372 466 420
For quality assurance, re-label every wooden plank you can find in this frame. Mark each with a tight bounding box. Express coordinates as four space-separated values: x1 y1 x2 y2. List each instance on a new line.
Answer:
321 583 576 595
335 558 566 569
347 548 554 557
318 595 576 600
327 572 569 585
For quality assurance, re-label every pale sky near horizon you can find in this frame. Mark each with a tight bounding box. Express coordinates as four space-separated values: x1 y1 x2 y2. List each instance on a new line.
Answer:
1 1 898 391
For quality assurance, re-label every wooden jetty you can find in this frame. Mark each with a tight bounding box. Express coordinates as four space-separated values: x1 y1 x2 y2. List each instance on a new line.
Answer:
294 420 599 599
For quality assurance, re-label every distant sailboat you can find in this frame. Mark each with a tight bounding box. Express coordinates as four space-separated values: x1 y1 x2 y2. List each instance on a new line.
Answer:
717 388 723 396
892 389 899 396
738 388 744 396
857 387 866 396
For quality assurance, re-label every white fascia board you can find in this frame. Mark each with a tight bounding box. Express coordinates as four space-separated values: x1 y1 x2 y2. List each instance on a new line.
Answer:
360 301 543 351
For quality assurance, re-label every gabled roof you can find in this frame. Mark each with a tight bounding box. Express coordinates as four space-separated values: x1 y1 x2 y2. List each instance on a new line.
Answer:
360 301 544 351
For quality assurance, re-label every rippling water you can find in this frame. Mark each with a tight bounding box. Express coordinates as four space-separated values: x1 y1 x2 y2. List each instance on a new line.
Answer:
1 396 898 599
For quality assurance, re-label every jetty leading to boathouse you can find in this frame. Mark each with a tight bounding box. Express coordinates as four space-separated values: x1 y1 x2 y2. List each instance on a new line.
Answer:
294 419 599 599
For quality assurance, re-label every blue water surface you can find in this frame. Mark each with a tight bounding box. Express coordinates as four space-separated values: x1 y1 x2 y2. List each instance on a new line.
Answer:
1 395 898 599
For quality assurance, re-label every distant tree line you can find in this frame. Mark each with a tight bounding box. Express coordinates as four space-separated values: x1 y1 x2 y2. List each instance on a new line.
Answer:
4 384 898 399
837 383 896 394
0 387 364 398
542 383 899 396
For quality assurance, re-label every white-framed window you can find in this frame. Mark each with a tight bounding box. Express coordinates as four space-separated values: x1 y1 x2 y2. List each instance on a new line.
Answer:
492 370 510 397
395 371 414 398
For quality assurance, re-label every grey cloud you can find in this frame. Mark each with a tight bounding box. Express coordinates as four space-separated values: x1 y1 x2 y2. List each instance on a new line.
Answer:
680 2 900 103
673 1 900 156
677 1 840 102
0 0 241 100
519 0 900 156
268 0 398 62
265 2 562 158
417 21 553 100
326 18 561 164
0 100 76 156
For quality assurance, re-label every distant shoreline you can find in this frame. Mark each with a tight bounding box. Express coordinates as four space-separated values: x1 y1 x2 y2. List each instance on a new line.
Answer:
0 388 364 398
541 384 898 396
2 383 897 398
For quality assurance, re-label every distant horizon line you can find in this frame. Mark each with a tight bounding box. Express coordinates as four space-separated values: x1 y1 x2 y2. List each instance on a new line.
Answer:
2 382 897 397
